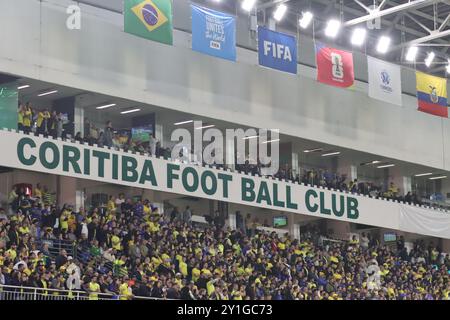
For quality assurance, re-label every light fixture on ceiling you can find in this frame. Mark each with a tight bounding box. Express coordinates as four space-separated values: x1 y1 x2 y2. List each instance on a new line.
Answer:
376 36 391 54
242 0 256 12
351 28 366 46
414 172 433 177
304 148 323 153
321 151 341 157
405 46 418 62
299 11 313 29
377 164 395 169
37 90 58 97
174 120 194 126
429 175 447 180
325 19 341 38
262 138 280 144
120 108 141 114
96 103 116 110
195 124 215 130
446 60 450 74
424 52 435 67
273 4 287 22
17 85 30 90
242 135 259 140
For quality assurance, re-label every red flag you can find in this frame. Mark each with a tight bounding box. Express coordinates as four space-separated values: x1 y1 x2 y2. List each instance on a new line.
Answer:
315 42 354 88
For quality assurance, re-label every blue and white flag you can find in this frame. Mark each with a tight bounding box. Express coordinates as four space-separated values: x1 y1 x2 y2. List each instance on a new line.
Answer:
191 4 236 61
258 26 297 74
367 56 402 106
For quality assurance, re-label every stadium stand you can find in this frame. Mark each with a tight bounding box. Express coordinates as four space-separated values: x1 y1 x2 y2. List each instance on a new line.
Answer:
0 188 449 300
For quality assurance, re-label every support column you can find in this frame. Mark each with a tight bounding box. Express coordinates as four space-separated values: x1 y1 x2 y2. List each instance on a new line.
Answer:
57 176 77 207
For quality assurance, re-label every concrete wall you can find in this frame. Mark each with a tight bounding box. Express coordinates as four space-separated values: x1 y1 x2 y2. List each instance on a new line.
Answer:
0 0 449 173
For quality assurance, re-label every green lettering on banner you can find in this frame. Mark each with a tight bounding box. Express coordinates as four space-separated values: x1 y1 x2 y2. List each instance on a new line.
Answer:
17 137 36 166
347 197 359 219
39 141 60 169
182 167 199 192
241 178 255 202
332 194 345 217
256 181 272 206
84 149 90 175
122 156 138 183
305 189 318 212
218 173 232 198
286 186 298 209
92 150 110 178
112 154 119 180
272 183 285 208
62 145 81 174
167 164 180 189
201 170 217 196
140 160 157 186
320 192 331 215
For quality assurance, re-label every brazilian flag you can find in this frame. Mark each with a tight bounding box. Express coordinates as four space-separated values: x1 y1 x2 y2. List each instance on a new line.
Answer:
124 0 173 45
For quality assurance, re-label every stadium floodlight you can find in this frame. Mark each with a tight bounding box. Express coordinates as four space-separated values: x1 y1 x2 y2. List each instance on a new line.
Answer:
17 85 30 90
414 173 433 177
195 124 215 130
37 90 58 97
325 19 341 38
429 175 447 180
321 151 341 157
351 28 366 46
446 60 450 74
120 108 141 114
174 120 194 126
96 103 116 110
376 36 391 54
405 46 418 62
299 11 313 29
424 52 435 67
242 0 256 12
377 164 395 169
273 4 287 22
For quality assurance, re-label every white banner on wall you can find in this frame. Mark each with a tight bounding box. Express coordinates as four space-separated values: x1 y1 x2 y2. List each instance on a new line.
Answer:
367 56 403 106
0 129 449 239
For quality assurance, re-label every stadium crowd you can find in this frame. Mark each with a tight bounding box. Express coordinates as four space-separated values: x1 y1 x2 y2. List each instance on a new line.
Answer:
0 185 449 300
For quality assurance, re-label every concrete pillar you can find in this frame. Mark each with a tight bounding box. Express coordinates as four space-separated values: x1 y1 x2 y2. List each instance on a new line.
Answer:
292 152 299 179
155 124 163 147
228 212 237 230
441 239 450 253
57 176 77 207
74 96 85 138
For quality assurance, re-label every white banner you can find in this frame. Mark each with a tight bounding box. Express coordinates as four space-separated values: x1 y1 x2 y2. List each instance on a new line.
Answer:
0 129 449 239
367 56 403 106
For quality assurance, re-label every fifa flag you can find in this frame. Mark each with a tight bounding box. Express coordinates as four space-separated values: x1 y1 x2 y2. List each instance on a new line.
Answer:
315 42 354 88
191 5 236 61
258 27 297 74
367 56 402 106
416 72 448 118
124 0 173 45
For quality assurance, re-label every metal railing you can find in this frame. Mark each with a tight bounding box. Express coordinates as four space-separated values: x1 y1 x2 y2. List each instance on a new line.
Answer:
0 285 160 301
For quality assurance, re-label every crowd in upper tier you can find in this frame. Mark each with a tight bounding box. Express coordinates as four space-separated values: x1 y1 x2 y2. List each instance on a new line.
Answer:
0 185 448 300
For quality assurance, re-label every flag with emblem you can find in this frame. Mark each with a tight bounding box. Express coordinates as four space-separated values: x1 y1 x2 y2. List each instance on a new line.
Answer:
315 42 354 88
416 71 448 118
124 0 173 45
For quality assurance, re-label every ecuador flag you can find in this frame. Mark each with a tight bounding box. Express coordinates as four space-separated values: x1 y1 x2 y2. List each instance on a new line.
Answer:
416 71 448 118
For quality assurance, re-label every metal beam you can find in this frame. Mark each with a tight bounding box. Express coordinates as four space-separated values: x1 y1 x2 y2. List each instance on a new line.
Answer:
438 14 450 32
391 29 450 51
344 0 430 27
257 0 291 10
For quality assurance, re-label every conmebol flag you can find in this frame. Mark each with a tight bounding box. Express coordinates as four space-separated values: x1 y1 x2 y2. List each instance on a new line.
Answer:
416 72 448 118
315 42 354 88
